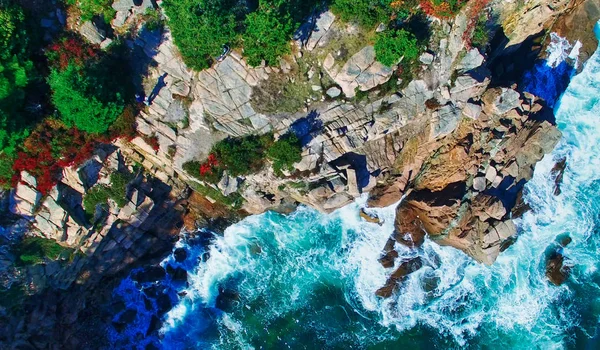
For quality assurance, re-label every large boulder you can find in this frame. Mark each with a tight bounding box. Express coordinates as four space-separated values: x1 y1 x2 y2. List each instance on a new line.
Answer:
331 46 393 98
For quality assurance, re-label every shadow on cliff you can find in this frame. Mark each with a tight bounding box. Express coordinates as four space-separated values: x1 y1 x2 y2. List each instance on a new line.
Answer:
289 110 323 146
486 28 576 116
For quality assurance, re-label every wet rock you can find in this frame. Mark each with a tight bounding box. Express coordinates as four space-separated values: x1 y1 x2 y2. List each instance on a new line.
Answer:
166 265 187 283
173 248 187 263
156 292 173 315
376 257 424 298
131 266 166 284
359 208 382 225
551 157 567 195
546 249 570 286
421 273 441 293
146 315 162 336
556 233 572 247
378 250 398 268
216 287 240 312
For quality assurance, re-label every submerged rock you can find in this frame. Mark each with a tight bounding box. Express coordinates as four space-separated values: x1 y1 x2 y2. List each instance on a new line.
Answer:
376 257 424 298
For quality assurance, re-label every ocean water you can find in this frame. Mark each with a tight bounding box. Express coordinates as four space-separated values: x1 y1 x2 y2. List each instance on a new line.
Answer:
111 25 600 349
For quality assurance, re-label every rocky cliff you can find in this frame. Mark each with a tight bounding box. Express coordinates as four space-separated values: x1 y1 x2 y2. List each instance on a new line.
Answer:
1 0 597 347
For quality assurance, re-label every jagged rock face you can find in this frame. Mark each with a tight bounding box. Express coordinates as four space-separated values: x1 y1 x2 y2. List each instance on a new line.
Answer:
501 0 572 48
389 90 561 265
552 0 600 64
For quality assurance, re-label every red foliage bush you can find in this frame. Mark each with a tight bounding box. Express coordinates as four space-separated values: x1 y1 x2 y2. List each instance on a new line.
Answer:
12 120 98 195
47 36 98 70
420 0 467 19
462 0 491 49
142 135 160 152
199 153 219 176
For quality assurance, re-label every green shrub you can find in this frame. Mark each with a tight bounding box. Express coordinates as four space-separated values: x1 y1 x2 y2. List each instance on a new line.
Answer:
471 15 490 50
188 181 244 209
182 160 223 184
374 29 419 66
162 0 238 71
14 236 73 266
83 171 133 216
48 63 125 134
0 5 34 157
213 134 273 176
331 0 392 28
266 133 303 176
66 0 116 23
242 9 293 67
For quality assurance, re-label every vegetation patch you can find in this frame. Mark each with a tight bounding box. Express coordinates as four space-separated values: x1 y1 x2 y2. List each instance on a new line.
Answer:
14 236 73 266
163 0 319 70
66 0 116 24
420 0 467 19
374 29 420 66
266 133 303 176
188 181 244 209
83 171 134 217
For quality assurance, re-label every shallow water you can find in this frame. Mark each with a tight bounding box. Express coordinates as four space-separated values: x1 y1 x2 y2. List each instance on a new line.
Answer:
111 26 600 349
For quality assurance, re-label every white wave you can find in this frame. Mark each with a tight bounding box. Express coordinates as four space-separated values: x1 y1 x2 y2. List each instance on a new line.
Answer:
547 32 573 68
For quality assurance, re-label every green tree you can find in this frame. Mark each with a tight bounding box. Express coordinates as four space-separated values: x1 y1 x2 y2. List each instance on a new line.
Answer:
48 63 124 134
162 0 238 70
331 0 392 29
0 5 34 186
242 9 293 67
266 133 302 176
65 0 116 24
213 135 272 176
374 29 419 66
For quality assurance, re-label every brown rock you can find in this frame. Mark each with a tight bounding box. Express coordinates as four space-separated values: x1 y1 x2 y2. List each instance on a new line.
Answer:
359 208 382 225
375 257 424 298
546 250 570 286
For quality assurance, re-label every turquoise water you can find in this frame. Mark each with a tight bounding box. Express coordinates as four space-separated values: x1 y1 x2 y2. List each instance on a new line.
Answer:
113 26 600 349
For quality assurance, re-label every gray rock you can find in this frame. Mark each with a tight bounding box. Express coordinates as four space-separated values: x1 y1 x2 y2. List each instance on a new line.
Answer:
218 172 239 196
326 87 341 98
334 46 393 98
112 0 135 11
397 80 434 117
100 38 113 49
457 48 484 72
473 177 486 191
450 68 491 102
79 21 106 44
433 103 461 137
376 23 386 33
494 89 522 115
323 193 354 211
346 169 360 197
306 11 336 51
463 102 482 119
485 166 497 182
419 52 434 65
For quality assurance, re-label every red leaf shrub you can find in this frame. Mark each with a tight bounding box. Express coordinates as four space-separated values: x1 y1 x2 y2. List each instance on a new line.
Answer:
420 0 467 19
47 36 99 70
462 0 491 50
12 120 99 195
